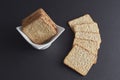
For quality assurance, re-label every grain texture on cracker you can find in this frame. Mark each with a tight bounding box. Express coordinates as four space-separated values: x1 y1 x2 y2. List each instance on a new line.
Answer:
73 23 99 33
75 32 101 44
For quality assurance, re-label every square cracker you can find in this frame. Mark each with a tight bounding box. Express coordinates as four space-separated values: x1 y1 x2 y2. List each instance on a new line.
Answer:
73 38 99 64
22 8 57 44
68 14 94 30
73 22 99 33
75 32 101 44
64 45 95 76
73 38 99 55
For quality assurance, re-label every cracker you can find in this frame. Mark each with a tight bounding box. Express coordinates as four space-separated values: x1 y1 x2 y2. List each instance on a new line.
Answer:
64 45 95 76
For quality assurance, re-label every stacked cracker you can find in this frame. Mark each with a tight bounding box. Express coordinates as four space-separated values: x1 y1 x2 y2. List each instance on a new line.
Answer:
64 14 101 76
22 8 57 44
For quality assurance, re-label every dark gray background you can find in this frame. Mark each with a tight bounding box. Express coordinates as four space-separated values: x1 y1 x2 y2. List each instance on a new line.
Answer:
0 0 120 80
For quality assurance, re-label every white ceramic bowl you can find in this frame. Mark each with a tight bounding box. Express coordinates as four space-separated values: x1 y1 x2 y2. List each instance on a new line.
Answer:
16 25 65 50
